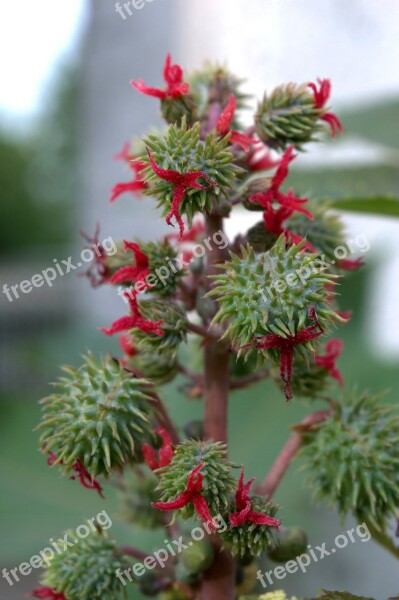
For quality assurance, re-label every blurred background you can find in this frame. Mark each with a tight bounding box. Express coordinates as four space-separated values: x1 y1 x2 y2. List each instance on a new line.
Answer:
0 0 398 597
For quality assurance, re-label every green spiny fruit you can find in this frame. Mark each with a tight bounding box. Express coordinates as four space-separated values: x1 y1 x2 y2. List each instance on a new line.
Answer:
41 530 129 600
270 349 332 400
188 63 249 121
300 390 399 528
255 83 326 150
209 236 342 353
140 239 184 297
143 119 242 223
267 526 308 562
221 495 280 557
161 93 198 126
156 440 236 521
180 538 214 573
131 351 179 386
38 353 156 477
133 299 187 359
247 221 278 253
286 201 346 263
119 470 165 529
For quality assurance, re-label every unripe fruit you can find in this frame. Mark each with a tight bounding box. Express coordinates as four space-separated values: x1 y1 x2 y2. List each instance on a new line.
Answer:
181 539 214 573
267 526 308 562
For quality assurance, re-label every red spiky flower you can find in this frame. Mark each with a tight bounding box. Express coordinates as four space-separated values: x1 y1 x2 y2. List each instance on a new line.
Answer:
47 453 104 498
215 94 255 151
146 149 217 239
80 224 110 288
262 203 316 251
246 139 280 172
152 463 217 531
308 78 343 138
229 468 281 529
109 241 150 290
142 428 174 471
250 146 313 219
131 53 189 100
31 588 66 599
110 142 147 203
100 294 164 337
336 257 364 271
314 339 344 386
242 306 324 400
119 335 137 357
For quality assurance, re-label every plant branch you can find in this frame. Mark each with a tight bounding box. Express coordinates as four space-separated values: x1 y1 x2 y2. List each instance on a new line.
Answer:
257 410 330 497
230 369 270 389
149 392 180 446
187 321 221 340
363 519 399 560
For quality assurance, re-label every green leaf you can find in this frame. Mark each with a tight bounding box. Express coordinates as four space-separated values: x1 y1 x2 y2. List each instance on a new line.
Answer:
332 195 399 217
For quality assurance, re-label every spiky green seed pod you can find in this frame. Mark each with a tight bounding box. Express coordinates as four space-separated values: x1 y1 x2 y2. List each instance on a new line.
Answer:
41 530 129 600
267 526 308 562
141 239 184 297
209 236 342 353
157 440 236 521
221 495 280 558
181 538 214 574
119 470 165 529
301 390 399 528
188 63 249 119
270 350 332 400
143 120 242 223
133 300 187 359
131 351 179 386
161 93 198 126
247 221 278 253
38 354 156 477
286 201 346 263
255 83 325 150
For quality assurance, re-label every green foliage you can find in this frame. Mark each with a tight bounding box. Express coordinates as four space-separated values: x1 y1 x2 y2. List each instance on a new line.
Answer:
38 353 156 476
331 196 399 218
156 440 236 521
301 390 399 528
41 530 129 600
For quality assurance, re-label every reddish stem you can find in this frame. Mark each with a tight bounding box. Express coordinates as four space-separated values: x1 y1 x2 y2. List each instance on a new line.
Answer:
257 410 330 497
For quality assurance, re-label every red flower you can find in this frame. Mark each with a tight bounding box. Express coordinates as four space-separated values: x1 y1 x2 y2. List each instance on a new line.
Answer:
216 94 254 151
246 140 280 172
69 459 104 499
131 53 189 100
308 78 343 138
262 203 316 251
109 241 150 290
229 468 281 529
142 428 174 471
80 225 110 288
100 294 164 337
147 149 217 239
336 258 363 271
119 335 137 357
250 146 313 219
167 217 205 243
314 339 344 386
47 453 104 498
31 588 66 599
111 143 147 203
242 306 324 400
152 463 217 531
